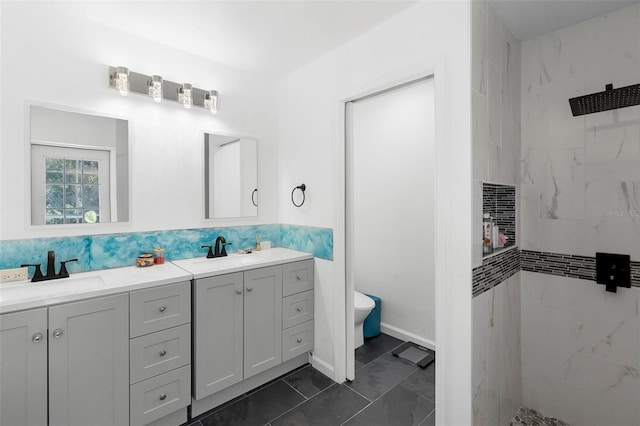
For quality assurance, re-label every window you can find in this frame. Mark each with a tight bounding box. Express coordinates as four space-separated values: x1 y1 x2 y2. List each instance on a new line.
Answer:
31 145 111 225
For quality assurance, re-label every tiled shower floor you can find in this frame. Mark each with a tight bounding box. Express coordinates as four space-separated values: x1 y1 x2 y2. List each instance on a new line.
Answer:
185 333 435 426
511 407 571 426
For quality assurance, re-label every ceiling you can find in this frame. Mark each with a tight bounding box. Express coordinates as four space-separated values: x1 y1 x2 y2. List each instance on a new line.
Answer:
56 0 638 78
493 0 639 41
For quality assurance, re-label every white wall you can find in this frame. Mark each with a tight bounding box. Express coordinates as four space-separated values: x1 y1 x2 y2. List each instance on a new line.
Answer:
277 2 472 424
351 78 435 346
0 2 279 240
520 4 640 425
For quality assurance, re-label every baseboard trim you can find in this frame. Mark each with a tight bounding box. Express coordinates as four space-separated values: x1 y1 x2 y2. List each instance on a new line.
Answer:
380 322 436 351
309 353 336 381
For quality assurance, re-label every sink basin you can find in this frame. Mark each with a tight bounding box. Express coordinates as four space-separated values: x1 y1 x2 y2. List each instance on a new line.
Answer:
0 275 106 302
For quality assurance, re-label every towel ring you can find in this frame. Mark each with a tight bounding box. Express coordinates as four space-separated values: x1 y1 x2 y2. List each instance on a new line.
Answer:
291 184 306 207
251 188 258 207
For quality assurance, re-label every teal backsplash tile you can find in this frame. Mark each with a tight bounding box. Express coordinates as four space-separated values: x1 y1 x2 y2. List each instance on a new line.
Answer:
0 224 332 277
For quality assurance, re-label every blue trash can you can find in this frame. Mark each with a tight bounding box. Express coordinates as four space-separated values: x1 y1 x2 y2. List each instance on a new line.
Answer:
363 294 381 338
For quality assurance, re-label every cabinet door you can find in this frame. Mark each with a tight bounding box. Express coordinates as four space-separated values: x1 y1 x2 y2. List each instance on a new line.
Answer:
243 265 283 379
48 293 129 426
0 308 48 426
193 272 243 400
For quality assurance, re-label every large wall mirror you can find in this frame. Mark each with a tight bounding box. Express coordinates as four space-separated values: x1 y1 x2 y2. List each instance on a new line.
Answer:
29 105 129 225
204 133 258 219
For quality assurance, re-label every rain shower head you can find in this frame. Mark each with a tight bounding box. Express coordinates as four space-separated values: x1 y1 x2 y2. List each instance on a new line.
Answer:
568 83 640 117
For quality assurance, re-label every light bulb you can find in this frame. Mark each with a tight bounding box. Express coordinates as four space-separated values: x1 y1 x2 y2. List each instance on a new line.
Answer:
115 66 129 96
148 75 163 102
204 90 218 114
178 83 193 109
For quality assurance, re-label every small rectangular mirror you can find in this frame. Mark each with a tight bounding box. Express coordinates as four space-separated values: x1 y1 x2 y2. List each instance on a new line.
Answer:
204 133 258 219
29 105 129 225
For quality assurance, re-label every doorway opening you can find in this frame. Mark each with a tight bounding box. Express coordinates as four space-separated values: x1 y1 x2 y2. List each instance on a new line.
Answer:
345 76 436 379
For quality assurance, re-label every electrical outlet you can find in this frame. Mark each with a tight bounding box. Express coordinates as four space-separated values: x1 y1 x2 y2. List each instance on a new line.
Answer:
0 267 29 283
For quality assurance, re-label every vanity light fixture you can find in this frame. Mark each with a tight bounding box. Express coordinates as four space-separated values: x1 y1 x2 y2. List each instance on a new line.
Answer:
108 65 219 113
111 66 130 96
204 90 218 114
178 83 193 109
148 75 163 102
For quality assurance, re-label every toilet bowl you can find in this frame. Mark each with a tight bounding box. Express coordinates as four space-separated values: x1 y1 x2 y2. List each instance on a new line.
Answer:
354 291 375 348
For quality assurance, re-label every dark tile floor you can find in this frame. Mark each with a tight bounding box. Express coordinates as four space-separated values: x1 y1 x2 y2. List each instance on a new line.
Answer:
186 333 435 426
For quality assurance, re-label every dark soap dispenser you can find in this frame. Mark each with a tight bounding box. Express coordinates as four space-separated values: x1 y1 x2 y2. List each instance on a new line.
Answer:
596 252 631 293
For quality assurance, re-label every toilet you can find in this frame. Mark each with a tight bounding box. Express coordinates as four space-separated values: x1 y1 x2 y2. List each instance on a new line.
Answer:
354 291 375 348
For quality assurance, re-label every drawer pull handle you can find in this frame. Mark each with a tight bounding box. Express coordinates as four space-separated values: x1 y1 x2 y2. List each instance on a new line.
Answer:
32 333 43 343
159 393 167 401
246 287 253 292
296 307 302 312
296 275 302 280
297 338 303 343
236 289 243 295
159 350 167 357
53 329 63 339
159 306 167 312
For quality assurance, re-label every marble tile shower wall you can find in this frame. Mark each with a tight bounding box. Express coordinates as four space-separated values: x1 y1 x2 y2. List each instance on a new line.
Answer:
471 1 522 425
0 224 333 274
519 4 640 425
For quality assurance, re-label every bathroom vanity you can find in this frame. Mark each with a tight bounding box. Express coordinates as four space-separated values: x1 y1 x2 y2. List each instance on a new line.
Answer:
0 247 314 426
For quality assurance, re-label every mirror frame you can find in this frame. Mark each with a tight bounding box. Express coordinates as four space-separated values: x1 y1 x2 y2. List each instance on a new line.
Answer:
201 130 259 221
25 101 133 230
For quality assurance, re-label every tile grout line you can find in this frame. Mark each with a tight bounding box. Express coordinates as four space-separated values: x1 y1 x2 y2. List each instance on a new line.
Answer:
268 383 341 425
280 377 310 401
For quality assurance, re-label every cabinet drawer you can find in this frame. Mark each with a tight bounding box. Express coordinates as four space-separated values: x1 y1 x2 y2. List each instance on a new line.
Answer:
130 324 191 384
282 259 314 297
282 290 314 329
130 365 191 426
282 320 314 362
130 282 190 337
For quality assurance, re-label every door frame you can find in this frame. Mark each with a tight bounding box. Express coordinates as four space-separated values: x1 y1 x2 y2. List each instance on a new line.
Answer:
333 54 473 425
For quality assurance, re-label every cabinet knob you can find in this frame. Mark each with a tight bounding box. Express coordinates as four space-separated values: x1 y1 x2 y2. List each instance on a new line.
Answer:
32 332 43 343
246 287 253 292
236 289 243 295
159 350 167 357
159 306 167 312
159 393 167 401
296 275 302 280
296 338 303 343
296 307 302 312
52 329 63 339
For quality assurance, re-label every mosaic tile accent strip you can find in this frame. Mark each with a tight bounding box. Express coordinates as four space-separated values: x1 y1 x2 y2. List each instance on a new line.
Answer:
472 247 520 297
521 250 640 288
483 182 516 243
511 406 570 426
0 224 333 277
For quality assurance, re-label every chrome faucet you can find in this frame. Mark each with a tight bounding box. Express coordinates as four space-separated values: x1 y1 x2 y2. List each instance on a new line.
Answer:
21 250 78 282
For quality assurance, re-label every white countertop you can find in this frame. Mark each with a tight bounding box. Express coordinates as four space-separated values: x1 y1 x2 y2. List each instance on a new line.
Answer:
0 247 313 314
172 247 313 279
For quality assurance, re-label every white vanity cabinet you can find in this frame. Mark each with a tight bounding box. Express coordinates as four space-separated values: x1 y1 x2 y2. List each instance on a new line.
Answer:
0 294 129 426
0 308 48 426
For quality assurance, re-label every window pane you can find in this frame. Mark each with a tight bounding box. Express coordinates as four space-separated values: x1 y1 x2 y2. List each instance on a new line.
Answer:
83 185 100 208
46 158 64 171
46 171 63 183
46 185 64 208
82 161 99 184
65 184 82 208
64 209 82 224
64 159 81 183
45 209 64 224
